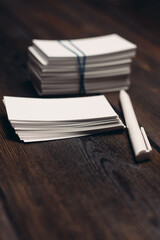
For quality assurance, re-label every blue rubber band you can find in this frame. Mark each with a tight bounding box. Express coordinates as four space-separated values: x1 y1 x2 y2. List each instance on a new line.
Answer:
57 40 86 94
68 40 86 94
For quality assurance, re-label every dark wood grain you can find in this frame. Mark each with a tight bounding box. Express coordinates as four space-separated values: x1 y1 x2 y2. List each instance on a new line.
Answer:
0 0 160 239
0 197 18 240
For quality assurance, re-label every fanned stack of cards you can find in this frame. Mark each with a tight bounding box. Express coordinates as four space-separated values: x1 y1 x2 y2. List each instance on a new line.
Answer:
3 95 125 142
28 34 137 95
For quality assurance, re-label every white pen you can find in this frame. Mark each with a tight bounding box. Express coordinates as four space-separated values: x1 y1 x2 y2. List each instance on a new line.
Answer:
119 90 152 161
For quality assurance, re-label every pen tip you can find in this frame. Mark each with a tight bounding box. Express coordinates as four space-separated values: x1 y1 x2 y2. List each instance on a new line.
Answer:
120 89 125 97
120 89 125 93
120 89 128 96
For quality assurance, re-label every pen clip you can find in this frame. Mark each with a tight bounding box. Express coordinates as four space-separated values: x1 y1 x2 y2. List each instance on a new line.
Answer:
140 127 152 152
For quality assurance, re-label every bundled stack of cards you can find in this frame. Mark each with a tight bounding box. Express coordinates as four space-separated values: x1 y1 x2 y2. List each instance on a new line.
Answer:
3 95 125 142
28 34 137 95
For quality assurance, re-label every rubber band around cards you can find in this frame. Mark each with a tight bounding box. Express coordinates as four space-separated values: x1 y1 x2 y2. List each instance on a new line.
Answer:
57 40 86 95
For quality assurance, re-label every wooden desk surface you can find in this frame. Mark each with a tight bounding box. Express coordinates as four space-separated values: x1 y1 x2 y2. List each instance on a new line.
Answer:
0 0 160 239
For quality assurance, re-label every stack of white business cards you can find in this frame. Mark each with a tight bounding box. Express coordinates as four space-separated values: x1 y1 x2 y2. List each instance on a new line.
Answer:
3 95 125 142
28 34 136 95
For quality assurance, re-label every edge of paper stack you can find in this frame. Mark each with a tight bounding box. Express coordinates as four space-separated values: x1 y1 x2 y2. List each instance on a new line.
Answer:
3 95 125 143
28 34 137 95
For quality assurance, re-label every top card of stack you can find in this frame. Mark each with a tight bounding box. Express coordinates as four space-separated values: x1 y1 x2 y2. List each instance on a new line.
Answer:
3 95 125 143
28 34 137 95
